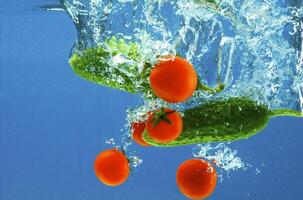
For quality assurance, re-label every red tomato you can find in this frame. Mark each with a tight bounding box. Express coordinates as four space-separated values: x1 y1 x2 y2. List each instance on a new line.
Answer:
94 149 130 186
131 122 151 147
176 159 217 200
146 108 183 143
150 56 198 103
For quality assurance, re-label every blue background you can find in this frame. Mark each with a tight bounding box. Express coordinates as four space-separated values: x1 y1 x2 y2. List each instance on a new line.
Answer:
0 0 303 199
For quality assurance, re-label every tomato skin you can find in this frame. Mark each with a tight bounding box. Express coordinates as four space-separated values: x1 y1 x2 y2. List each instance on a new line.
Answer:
146 108 183 143
176 159 217 200
150 56 198 103
94 149 130 186
131 122 151 147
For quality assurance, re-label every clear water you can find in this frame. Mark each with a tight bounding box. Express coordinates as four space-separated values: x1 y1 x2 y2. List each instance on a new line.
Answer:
61 0 303 111
0 0 303 199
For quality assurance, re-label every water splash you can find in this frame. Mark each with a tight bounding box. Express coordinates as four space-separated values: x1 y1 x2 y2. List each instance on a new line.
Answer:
193 143 247 172
128 154 143 168
60 0 303 112
105 138 116 146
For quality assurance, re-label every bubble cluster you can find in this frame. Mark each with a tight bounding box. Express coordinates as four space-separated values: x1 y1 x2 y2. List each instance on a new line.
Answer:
193 143 247 172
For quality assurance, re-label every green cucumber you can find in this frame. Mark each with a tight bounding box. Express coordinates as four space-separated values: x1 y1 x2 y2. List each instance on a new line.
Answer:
69 37 148 94
142 97 303 147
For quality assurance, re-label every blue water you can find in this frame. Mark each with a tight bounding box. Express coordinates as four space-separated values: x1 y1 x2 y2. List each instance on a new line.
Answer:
1 0 303 200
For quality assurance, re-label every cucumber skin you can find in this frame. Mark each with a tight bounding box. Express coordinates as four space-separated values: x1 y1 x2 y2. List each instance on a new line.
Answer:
143 97 270 147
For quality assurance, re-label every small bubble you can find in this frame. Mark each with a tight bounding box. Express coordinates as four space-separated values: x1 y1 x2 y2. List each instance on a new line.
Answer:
105 138 116 146
193 143 248 173
255 168 261 175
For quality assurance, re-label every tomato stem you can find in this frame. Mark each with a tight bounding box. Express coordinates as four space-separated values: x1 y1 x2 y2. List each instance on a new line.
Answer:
197 82 225 94
120 147 133 173
151 108 175 127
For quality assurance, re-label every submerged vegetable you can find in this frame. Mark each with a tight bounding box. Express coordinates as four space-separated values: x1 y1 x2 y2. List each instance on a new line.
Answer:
142 97 303 147
150 56 198 103
94 149 130 186
146 108 183 144
176 159 217 200
69 37 150 94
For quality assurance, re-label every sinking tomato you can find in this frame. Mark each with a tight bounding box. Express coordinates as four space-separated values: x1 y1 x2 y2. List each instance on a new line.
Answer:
176 159 217 199
131 122 151 147
94 149 130 186
150 56 198 103
146 108 183 144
